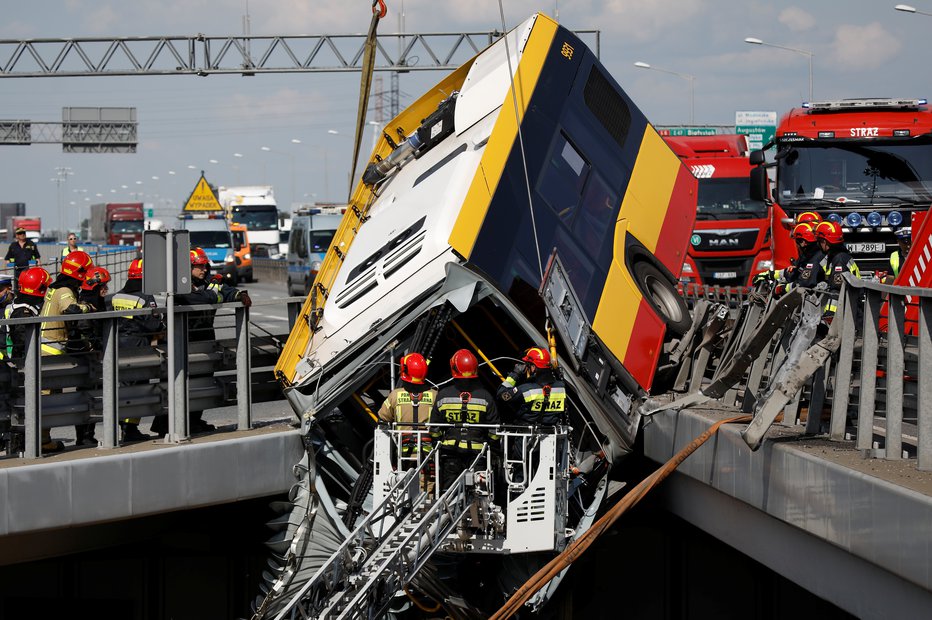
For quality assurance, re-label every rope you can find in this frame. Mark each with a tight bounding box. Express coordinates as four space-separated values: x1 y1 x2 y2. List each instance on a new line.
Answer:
497 1 544 282
489 414 752 619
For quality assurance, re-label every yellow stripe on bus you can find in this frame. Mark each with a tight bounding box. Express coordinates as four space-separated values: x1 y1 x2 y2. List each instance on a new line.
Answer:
617 127 681 254
448 15 558 258
592 127 681 368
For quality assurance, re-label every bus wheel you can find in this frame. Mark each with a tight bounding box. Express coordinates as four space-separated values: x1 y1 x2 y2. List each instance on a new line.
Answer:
634 261 690 336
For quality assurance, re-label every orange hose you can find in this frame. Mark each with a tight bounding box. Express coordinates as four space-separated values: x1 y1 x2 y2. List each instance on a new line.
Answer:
490 414 752 619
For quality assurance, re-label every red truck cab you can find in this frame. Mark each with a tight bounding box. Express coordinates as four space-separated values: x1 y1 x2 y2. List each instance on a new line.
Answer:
663 134 772 287
753 98 932 275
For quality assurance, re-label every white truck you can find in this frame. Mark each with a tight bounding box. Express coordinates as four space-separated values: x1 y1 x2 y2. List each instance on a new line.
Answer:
218 185 279 257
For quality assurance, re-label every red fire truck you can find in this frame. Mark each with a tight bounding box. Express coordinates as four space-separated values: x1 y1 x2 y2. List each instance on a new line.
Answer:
664 134 771 287
750 98 932 274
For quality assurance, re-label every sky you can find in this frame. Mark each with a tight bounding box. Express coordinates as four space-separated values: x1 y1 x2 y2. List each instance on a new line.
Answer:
1 0 928 235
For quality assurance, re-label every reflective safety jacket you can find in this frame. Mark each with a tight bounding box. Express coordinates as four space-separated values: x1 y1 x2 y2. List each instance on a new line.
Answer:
40 282 91 354
429 379 499 451
497 370 566 425
175 277 243 342
2 298 41 359
820 249 861 313
782 247 825 292
379 385 437 454
111 283 164 348
890 249 905 277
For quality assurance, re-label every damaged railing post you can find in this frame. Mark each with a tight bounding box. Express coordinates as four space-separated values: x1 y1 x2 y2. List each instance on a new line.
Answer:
100 316 119 449
856 289 882 454
886 291 906 460
236 303 252 431
829 282 858 439
23 323 41 459
918 296 932 471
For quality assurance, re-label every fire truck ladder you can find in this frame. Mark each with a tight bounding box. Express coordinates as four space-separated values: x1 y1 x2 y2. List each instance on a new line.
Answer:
271 447 486 620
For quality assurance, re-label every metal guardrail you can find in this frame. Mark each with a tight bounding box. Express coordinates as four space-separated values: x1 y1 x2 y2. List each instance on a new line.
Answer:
678 282 752 311
660 274 932 471
3 245 138 291
0 296 304 459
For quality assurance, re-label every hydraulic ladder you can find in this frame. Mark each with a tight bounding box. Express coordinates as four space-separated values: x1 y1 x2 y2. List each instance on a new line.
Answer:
272 448 486 620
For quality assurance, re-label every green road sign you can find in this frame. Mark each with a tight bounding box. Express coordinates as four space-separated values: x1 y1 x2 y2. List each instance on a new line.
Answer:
735 111 777 151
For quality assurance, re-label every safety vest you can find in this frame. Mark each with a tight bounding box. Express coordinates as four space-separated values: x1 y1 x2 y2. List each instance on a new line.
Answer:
432 387 499 450
3 302 48 357
40 287 83 354
820 252 861 313
890 250 904 277
110 291 147 317
61 245 84 258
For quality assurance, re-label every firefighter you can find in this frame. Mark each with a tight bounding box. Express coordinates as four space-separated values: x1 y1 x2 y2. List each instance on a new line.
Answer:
176 247 252 342
4 267 64 453
110 259 163 442
40 250 95 354
378 352 437 488
774 222 825 296
815 220 860 315
496 346 566 425
40 251 96 447
889 227 912 279
168 247 251 435
429 349 499 490
753 212 824 287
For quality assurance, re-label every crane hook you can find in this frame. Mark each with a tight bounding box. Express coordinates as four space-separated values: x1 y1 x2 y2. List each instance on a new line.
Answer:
372 0 387 18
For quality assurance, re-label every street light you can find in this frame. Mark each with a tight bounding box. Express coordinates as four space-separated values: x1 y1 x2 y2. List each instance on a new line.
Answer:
633 61 696 123
744 37 813 102
895 4 932 15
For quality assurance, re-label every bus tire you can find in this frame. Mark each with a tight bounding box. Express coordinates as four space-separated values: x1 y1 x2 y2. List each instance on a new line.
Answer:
633 261 690 336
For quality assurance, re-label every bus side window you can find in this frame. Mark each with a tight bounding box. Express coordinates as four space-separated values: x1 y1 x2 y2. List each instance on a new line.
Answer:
538 132 590 224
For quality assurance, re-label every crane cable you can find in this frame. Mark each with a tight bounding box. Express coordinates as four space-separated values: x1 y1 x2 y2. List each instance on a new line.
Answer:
348 0 387 203
490 414 752 620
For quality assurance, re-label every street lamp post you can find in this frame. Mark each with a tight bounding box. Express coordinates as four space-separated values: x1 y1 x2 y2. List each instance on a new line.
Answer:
50 166 74 239
895 4 932 16
633 61 696 124
744 37 813 102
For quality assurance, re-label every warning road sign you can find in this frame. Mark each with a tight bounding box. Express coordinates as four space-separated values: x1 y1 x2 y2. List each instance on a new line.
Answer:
183 174 222 212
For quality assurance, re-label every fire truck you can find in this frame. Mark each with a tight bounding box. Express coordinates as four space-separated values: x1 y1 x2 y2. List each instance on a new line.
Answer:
750 98 932 274
663 134 771 287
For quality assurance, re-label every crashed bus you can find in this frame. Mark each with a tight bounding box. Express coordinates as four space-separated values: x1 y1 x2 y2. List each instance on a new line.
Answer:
258 13 697 619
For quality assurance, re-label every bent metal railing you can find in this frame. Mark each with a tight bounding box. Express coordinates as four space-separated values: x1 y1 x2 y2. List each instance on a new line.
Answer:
656 274 932 471
0 297 304 458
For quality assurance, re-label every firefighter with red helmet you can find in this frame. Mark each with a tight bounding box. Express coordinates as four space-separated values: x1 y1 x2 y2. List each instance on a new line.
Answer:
4 267 64 453
176 247 251 343
816 220 860 313
378 352 437 486
40 250 95 355
430 349 499 489
497 346 566 425
169 247 251 435
775 222 825 295
110 258 164 442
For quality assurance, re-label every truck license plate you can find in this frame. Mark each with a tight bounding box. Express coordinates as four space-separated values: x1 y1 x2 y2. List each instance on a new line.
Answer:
712 271 737 279
846 242 886 254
